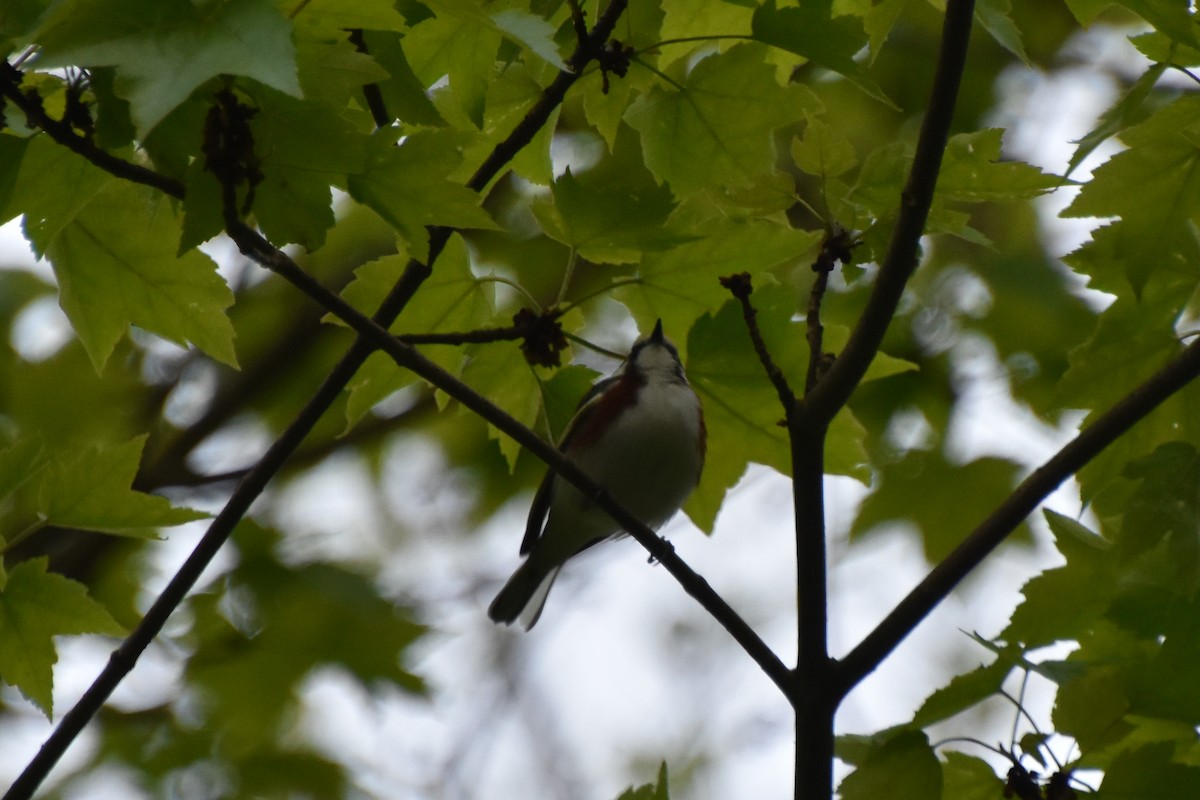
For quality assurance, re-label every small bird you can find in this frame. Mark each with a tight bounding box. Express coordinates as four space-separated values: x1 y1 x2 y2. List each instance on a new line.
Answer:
488 320 706 629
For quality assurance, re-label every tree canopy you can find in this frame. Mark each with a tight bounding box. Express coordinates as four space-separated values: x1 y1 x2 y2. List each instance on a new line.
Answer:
3 0 1200 798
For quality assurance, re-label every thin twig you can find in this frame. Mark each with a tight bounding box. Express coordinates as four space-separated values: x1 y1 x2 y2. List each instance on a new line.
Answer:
719 272 796 412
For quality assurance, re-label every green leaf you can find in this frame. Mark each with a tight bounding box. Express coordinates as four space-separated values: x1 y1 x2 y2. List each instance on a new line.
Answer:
293 35 390 111
45 182 238 371
1097 743 1200 800
490 9 566 70
838 729 942 800
912 654 1015 728
0 558 123 716
625 44 815 194
0 437 47 505
863 0 910 62
340 235 495 427
750 0 892 107
683 288 871 531
614 762 670 800
1067 61 1167 179
38 437 208 534
975 0 1030 65
851 452 1028 562
347 130 498 261
188 524 425 750
0 136 111 255
460 340 544 469
938 129 1065 202
34 0 300 136
941 752 1006 800
361 30 447 128
532 168 684 264
403 5 501 127
616 219 821 356
1062 95 1200 295
1053 665 1132 754
1003 510 1113 647
245 85 370 250
793 112 858 179
289 0 408 32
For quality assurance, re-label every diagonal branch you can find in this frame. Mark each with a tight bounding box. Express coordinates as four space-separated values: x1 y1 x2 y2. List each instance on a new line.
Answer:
228 221 793 696
835 337 1200 695
720 272 797 411
0 64 185 200
2 3 631 798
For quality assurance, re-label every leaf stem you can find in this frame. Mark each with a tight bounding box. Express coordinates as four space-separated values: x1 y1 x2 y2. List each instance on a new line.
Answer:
0 518 47 556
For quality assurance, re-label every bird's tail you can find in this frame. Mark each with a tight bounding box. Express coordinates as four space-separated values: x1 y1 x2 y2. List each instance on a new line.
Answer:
488 559 561 630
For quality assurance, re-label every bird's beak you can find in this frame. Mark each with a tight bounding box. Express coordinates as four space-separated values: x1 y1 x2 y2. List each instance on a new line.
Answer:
651 319 665 343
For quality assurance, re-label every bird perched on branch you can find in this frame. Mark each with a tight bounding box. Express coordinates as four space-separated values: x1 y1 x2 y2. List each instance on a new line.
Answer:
488 320 706 629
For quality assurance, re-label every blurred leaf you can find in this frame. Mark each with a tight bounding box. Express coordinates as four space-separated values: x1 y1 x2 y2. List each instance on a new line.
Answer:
851 451 1028 562
614 762 670 800
189 524 426 751
839 729 942 800
1097 744 1200 800
941 752 1006 800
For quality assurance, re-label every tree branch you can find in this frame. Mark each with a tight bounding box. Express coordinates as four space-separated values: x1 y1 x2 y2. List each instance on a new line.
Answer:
0 64 185 201
802 0 976 425
225 221 793 697
3 3 633 797
792 4 976 798
720 272 796 410
836 337 1200 695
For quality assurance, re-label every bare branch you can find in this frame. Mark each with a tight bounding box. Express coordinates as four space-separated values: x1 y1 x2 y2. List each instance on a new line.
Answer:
720 272 797 412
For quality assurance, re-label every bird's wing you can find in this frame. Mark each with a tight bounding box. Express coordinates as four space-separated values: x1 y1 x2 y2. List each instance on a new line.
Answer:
519 375 619 555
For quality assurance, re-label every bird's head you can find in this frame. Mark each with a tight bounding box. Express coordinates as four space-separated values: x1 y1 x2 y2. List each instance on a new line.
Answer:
626 319 686 383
